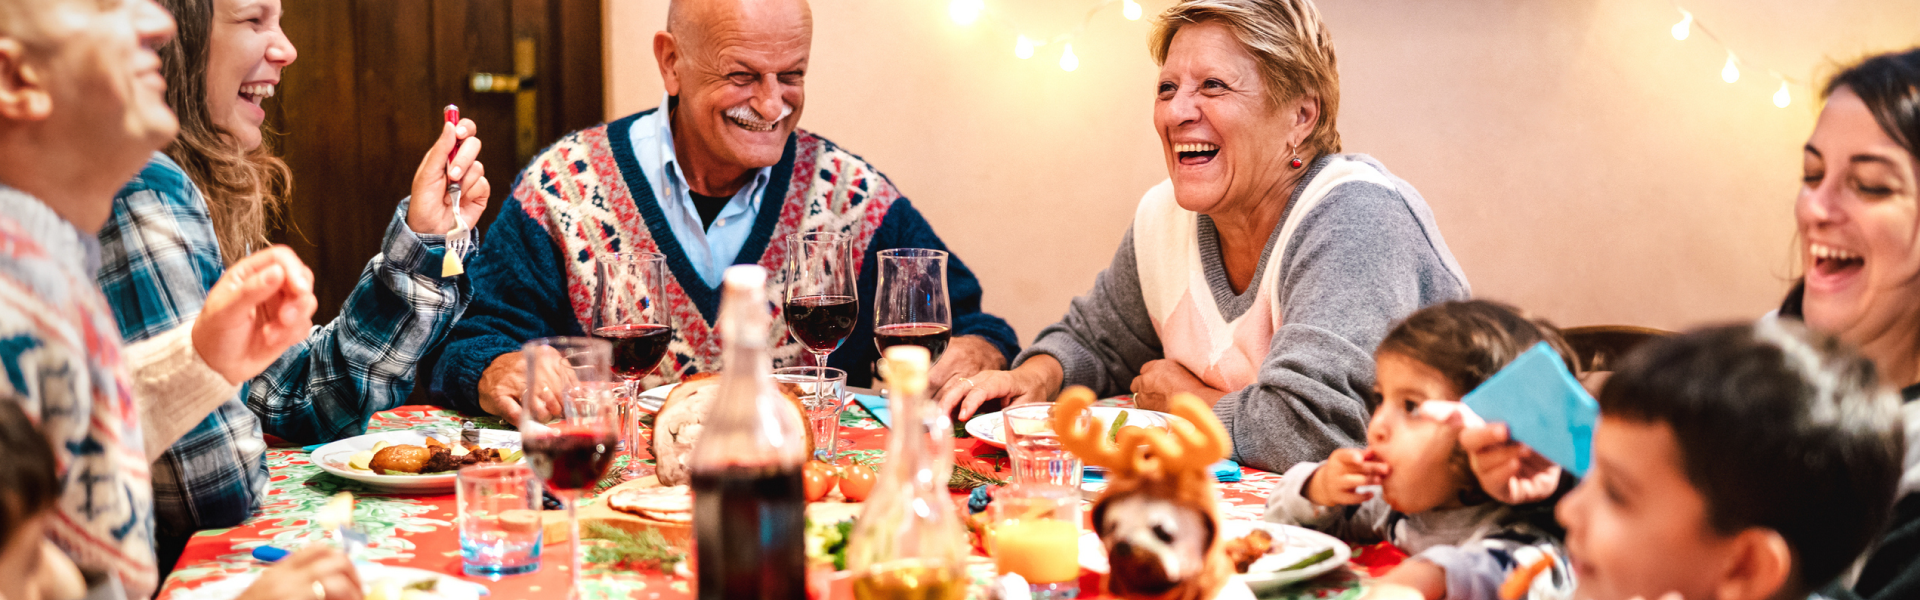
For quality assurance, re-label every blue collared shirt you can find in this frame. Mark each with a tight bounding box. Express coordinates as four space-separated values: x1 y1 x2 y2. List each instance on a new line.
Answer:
628 93 773 288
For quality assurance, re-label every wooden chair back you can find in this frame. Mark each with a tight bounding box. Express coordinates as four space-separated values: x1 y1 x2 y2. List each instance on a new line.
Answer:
1562 325 1674 373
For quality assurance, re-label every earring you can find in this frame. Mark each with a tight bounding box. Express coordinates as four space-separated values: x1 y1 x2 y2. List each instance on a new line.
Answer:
1290 156 1304 169
1288 141 1304 169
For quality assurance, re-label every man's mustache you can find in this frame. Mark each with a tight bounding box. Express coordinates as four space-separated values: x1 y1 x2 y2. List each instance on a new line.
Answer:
723 102 794 131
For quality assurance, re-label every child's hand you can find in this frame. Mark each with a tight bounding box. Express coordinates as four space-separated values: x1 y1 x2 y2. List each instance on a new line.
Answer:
1461 422 1564 504
1307 448 1388 506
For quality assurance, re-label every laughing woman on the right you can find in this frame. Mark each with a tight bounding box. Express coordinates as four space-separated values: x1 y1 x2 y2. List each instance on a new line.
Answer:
1776 47 1920 600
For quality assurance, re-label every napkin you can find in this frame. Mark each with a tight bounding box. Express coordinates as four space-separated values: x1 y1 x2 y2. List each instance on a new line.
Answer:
1462 341 1599 477
1083 458 1242 483
853 394 890 428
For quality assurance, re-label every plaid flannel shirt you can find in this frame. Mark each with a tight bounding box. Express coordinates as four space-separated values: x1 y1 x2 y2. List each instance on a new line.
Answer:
96 154 474 537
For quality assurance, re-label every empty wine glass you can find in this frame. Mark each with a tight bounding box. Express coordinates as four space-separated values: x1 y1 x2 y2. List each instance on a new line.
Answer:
517 337 618 600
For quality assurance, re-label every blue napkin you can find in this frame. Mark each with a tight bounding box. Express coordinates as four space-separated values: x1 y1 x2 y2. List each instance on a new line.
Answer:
853 394 891 428
1462 342 1600 477
1082 458 1242 483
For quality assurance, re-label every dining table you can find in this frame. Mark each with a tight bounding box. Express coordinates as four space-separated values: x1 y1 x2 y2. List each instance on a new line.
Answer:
154 393 1404 600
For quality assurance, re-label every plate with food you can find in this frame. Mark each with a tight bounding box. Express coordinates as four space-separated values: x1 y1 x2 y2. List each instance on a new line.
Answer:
312 428 523 493
964 406 1177 449
1079 521 1348 590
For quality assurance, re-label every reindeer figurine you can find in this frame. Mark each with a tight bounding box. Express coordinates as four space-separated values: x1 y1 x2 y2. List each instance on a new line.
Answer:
1051 387 1253 600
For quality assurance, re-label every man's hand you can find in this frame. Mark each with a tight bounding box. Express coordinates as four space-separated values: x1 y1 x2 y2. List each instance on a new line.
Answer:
192 246 317 385
1461 422 1564 504
236 547 363 600
937 354 1063 422
407 118 490 235
1305 448 1388 506
1129 359 1226 411
477 351 531 423
929 335 1005 398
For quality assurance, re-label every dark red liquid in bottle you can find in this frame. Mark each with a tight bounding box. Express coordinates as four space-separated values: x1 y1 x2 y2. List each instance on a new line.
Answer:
595 323 673 379
693 465 806 600
874 323 951 361
782 295 857 353
522 427 618 492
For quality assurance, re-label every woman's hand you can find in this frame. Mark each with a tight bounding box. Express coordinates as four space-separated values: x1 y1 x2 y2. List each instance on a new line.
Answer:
236 547 363 600
1461 422 1564 505
406 119 489 235
937 355 1063 421
1305 448 1387 506
193 246 318 384
1129 359 1227 411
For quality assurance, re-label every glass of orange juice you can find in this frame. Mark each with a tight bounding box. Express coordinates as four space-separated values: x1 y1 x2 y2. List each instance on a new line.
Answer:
988 483 1082 599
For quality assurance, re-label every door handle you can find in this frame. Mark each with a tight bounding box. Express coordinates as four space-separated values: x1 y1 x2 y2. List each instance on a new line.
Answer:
468 37 540 161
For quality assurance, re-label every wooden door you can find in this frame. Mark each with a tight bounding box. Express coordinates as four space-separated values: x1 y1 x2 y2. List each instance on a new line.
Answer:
268 0 603 323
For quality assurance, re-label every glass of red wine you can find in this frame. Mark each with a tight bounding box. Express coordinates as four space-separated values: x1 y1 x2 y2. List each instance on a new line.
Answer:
783 232 857 438
593 251 671 479
875 248 952 363
517 337 618 600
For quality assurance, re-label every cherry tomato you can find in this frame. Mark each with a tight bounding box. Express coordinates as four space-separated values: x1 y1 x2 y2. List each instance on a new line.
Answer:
803 461 839 502
838 462 878 502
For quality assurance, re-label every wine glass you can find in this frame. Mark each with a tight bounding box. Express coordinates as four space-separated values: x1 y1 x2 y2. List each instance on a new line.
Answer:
517 337 619 600
784 232 856 437
874 248 952 362
593 251 671 478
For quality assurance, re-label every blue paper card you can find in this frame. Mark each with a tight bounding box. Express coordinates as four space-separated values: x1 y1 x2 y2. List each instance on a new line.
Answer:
853 394 891 428
1461 342 1599 477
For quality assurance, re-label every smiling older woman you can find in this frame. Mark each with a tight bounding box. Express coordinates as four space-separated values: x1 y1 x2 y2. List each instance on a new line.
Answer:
943 0 1469 472
1773 48 1920 600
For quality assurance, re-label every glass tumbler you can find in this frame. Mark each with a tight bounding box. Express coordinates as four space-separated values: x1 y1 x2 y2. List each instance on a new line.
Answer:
458 463 544 577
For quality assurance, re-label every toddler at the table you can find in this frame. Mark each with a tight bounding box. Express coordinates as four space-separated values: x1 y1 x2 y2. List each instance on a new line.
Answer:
1264 300 1576 600
1554 321 1903 600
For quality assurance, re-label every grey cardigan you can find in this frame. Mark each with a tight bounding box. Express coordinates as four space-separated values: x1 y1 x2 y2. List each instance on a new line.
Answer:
1017 154 1470 472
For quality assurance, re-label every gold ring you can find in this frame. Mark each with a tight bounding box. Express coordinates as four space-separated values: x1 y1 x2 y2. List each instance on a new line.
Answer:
312 581 327 600
959 377 976 390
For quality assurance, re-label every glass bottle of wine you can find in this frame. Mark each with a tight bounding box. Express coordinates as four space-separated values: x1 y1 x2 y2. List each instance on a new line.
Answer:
844 345 970 600
688 265 810 600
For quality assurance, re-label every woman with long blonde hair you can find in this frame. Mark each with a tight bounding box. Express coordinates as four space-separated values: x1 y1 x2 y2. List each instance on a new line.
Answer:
92 0 491 578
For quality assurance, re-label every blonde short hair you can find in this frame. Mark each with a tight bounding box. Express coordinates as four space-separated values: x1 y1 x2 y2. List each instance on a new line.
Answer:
1149 0 1341 158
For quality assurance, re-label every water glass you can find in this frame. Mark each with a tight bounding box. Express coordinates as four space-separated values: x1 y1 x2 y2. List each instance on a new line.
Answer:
459 463 543 577
1003 404 1088 489
988 483 1082 598
773 366 850 462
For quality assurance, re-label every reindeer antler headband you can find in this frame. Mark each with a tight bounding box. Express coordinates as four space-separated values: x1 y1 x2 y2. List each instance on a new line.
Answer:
1051 387 1233 481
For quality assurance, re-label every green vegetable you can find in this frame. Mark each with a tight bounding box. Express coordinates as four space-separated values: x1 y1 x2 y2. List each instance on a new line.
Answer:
948 462 1007 490
500 449 523 463
582 523 684 572
1277 547 1335 571
805 517 856 571
401 579 438 592
1107 411 1129 443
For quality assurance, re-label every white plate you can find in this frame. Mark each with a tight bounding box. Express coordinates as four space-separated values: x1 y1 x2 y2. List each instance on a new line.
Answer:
965 407 1176 449
311 429 522 494
167 563 487 600
1078 521 1349 592
637 382 676 413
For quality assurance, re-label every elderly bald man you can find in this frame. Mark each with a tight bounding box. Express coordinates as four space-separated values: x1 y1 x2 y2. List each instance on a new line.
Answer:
431 0 1019 421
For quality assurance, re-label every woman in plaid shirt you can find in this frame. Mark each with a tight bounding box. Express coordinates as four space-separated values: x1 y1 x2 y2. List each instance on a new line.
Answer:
91 0 494 577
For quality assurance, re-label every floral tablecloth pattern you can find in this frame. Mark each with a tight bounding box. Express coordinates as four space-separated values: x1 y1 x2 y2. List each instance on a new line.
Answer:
157 400 1377 600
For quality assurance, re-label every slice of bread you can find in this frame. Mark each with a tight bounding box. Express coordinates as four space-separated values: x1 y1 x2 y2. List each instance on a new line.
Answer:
651 373 813 486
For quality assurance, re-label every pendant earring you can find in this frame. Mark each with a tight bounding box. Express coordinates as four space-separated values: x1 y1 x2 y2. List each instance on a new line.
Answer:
1290 156 1304 169
1288 141 1304 169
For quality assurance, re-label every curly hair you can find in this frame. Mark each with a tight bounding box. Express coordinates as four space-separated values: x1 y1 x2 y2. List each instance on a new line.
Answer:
157 0 291 265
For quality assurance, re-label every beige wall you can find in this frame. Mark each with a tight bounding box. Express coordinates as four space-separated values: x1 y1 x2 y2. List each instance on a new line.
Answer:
604 0 1920 342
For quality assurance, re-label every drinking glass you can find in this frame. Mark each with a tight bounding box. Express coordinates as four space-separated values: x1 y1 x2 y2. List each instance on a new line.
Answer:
593 251 671 479
783 232 858 367
518 337 619 600
459 463 543 578
773 366 851 462
874 248 952 362
1003 404 1089 489
987 483 1082 599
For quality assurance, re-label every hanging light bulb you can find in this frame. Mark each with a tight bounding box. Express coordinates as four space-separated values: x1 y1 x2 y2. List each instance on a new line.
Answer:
1060 43 1079 72
1671 11 1692 40
949 0 982 26
1123 0 1143 21
1774 81 1791 108
1721 53 1740 83
1014 35 1036 59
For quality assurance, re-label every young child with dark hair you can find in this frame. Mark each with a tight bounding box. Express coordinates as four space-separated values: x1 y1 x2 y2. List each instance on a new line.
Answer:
1266 300 1577 600
0 396 86 600
1557 321 1904 600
